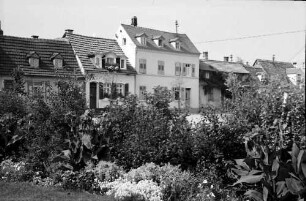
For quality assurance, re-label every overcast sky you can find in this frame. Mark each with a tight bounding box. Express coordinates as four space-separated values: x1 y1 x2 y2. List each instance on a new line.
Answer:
0 0 305 65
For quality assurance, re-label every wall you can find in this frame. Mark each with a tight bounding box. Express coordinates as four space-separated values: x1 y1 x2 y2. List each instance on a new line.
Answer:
199 83 222 108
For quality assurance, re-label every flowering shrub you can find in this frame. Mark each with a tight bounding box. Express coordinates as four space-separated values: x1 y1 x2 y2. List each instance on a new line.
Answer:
103 179 162 201
0 159 33 182
94 160 125 182
61 170 100 192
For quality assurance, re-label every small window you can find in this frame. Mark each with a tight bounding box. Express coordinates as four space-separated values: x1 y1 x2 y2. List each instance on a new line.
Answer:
175 62 181 76
175 42 180 50
158 39 163 47
29 58 39 68
205 72 210 79
53 59 63 69
182 64 188 76
122 38 126 45
141 37 146 45
158 61 164 75
191 64 195 77
173 87 180 100
116 83 124 97
139 86 146 100
120 59 125 69
139 59 147 74
106 58 115 64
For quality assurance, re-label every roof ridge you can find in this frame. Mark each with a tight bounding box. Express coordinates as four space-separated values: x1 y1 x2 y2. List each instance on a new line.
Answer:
1 35 68 43
66 33 117 42
256 59 292 64
121 24 187 36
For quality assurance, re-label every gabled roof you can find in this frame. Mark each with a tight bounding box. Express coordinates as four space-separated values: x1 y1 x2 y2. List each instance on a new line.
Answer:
135 33 148 38
63 33 136 74
0 35 81 77
50 53 63 60
199 59 249 74
121 24 200 55
152 35 165 40
253 59 293 79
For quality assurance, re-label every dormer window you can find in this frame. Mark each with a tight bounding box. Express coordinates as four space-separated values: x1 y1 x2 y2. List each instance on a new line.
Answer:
135 33 148 46
170 38 181 50
153 35 165 47
27 51 40 68
51 53 64 69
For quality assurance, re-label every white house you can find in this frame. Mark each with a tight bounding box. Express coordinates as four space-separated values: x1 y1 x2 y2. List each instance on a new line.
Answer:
116 17 200 111
63 29 137 109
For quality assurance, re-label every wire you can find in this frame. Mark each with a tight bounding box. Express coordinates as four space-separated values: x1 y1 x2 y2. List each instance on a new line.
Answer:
289 46 305 62
194 30 306 44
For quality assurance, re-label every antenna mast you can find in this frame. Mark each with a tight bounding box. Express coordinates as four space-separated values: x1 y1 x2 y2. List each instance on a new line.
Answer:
175 20 179 34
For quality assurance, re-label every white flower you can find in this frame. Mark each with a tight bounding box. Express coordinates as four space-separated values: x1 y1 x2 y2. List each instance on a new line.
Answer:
203 179 208 184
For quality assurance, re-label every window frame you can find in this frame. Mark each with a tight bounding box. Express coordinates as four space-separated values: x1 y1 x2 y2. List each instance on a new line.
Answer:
139 59 147 74
158 60 165 75
175 62 181 76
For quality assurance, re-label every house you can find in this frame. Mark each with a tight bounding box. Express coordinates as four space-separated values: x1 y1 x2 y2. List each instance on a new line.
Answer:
62 29 137 109
252 57 293 83
0 27 83 97
199 53 250 108
115 17 200 111
286 67 304 87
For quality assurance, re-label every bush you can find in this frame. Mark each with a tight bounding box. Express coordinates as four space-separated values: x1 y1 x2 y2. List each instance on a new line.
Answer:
0 159 34 182
94 161 125 182
61 170 100 192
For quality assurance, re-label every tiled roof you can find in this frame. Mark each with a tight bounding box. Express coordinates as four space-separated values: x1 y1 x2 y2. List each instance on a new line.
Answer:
244 65 263 75
64 33 136 74
199 59 249 74
0 35 82 77
286 67 304 75
121 24 200 55
253 59 293 79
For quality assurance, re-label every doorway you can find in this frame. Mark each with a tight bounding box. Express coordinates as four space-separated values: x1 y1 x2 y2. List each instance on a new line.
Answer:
90 82 97 109
185 88 191 108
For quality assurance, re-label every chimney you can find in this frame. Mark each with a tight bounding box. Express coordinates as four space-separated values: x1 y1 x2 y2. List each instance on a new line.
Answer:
246 61 249 66
224 56 229 62
230 54 233 62
65 29 74 34
272 54 275 62
0 21 3 36
293 62 297 67
131 16 137 27
31 35 39 39
203 52 208 60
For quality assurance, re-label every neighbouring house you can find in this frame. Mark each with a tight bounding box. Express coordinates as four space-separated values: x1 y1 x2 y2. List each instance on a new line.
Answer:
252 57 293 83
63 29 137 109
0 28 83 97
116 17 200 111
286 67 304 87
199 53 250 108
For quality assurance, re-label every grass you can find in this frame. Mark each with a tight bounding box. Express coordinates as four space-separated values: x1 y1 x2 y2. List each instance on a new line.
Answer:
0 181 115 201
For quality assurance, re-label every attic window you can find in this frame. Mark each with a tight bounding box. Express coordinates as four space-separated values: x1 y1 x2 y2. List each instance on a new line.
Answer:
135 33 148 46
153 36 165 47
169 38 181 50
175 42 180 50
50 53 64 69
140 37 146 45
27 51 40 68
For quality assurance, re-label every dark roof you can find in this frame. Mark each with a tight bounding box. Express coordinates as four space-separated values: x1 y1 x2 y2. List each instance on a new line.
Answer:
64 33 136 74
244 65 263 75
121 24 200 55
253 59 294 79
0 35 82 77
199 59 249 74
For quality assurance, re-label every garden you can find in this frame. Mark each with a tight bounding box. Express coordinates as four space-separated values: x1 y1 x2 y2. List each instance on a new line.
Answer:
0 70 305 201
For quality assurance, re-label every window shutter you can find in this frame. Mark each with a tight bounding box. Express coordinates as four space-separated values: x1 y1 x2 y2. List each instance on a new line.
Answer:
180 88 185 101
124 83 129 97
102 58 105 68
99 83 104 99
27 81 33 95
116 58 120 67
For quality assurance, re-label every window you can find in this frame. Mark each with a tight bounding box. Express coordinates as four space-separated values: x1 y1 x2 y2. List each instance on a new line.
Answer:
116 83 124 97
175 62 181 76
158 39 163 47
27 81 50 99
106 58 115 64
173 87 180 100
95 57 100 67
205 87 214 101
29 58 39 68
120 59 125 69
140 37 146 45
3 80 13 91
53 59 63 69
158 61 164 75
175 42 180 50
297 74 301 84
139 86 146 100
192 64 195 77
182 64 188 76
104 83 112 96
122 38 126 45
139 59 147 74
205 72 210 79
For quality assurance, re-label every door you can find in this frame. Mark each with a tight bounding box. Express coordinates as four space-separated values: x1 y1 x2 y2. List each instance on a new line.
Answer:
90 82 97 109
185 88 191 108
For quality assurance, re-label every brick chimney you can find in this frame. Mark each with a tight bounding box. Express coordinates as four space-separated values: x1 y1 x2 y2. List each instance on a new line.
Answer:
131 16 137 27
65 29 74 34
203 52 208 60
224 56 229 62
0 21 3 36
31 35 39 39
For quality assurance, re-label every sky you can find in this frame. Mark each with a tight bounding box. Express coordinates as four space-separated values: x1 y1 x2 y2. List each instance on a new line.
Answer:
0 0 305 66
